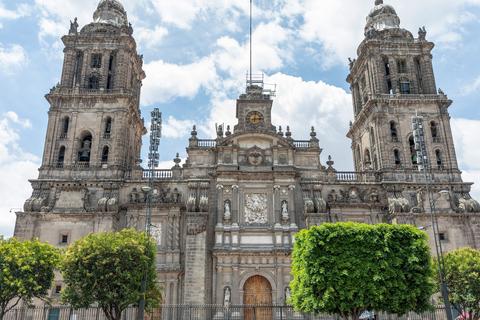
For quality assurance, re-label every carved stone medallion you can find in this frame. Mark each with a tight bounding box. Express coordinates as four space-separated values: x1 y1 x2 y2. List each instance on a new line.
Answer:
244 193 268 224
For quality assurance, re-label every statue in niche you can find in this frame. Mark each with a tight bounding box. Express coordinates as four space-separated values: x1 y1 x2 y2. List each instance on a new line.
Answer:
224 287 231 306
281 200 289 222
284 287 291 304
224 200 231 221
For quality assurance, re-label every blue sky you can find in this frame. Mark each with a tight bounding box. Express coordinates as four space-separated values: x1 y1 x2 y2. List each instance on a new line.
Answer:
0 0 479 237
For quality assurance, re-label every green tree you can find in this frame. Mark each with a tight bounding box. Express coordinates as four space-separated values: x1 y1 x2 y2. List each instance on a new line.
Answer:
290 222 435 320
0 238 60 319
61 229 161 320
442 248 480 320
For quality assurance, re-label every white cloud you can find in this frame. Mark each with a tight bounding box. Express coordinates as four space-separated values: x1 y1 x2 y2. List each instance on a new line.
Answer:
268 73 353 169
142 58 217 105
451 118 480 200
135 25 168 49
462 75 480 95
0 43 28 74
0 2 31 20
0 113 39 238
4 112 32 129
149 0 248 30
296 0 480 67
162 116 195 139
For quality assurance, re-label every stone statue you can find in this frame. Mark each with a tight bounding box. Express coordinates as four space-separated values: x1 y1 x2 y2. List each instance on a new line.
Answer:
418 26 427 40
224 287 231 306
224 200 231 221
78 140 91 162
281 200 289 222
69 17 79 34
284 287 291 303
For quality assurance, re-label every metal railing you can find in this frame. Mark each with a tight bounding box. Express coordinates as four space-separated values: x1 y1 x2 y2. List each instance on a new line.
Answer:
1 305 448 320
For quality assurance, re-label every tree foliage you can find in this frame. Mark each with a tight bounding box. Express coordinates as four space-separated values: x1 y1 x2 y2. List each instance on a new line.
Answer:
290 222 435 320
61 229 161 320
442 247 480 320
0 238 60 319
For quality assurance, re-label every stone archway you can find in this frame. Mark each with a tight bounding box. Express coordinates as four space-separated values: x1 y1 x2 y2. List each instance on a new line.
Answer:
243 275 273 320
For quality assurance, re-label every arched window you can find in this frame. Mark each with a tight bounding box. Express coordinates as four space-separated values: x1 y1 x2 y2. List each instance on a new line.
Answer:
409 136 417 165
78 134 92 164
101 146 109 163
394 149 401 166
399 78 411 94
61 117 69 139
390 121 398 142
57 146 66 168
435 150 443 169
431 121 439 142
104 117 112 139
88 75 100 90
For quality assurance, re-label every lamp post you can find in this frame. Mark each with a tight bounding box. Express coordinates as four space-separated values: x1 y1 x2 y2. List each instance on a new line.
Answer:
412 115 453 320
137 108 162 320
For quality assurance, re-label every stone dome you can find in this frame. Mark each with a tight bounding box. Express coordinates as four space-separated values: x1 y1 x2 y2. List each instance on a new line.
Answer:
93 0 128 27
365 0 400 35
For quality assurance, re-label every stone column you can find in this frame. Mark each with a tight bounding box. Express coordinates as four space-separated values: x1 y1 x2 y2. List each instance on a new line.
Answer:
232 185 239 224
183 213 208 305
273 185 281 223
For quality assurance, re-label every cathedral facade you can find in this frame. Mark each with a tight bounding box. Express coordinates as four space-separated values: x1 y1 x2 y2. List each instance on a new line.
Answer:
14 0 480 307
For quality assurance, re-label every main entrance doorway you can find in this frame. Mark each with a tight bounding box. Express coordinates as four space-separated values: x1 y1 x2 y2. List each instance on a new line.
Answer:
243 275 273 320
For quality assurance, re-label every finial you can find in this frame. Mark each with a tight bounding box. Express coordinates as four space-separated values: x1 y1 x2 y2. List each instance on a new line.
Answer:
225 125 231 136
191 125 197 138
310 126 317 139
285 126 292 139
326 155 335 171
278 126 284 137
375 0 383 5
173 153 181 167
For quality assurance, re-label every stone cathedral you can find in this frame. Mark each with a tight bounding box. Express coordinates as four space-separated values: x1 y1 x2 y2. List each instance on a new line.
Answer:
14 0 480 308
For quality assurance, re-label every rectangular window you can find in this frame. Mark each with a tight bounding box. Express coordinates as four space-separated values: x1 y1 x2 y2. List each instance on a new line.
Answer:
439 232 447 242
91 53 102 68
400 81 411 94
397 59 407 74
55 285 62 294
60 234 69 244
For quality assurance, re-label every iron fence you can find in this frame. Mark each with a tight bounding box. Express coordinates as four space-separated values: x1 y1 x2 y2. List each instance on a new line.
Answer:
1 305 447 320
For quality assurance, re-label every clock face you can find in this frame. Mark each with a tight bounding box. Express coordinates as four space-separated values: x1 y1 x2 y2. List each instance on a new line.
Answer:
246 111 264 126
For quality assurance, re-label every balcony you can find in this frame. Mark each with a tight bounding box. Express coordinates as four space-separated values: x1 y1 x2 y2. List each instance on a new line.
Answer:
142 169 174 180
48 87 134 97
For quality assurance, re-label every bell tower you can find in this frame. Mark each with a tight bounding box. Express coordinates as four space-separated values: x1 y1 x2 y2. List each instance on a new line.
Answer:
347 0 460 180
40 0 146 180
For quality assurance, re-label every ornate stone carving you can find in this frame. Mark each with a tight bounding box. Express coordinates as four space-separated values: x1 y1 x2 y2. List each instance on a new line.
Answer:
455 194 480 213
244 194 268 224
247 147 264 166
151 223 162 246
388 196 410 214
186 214 208 235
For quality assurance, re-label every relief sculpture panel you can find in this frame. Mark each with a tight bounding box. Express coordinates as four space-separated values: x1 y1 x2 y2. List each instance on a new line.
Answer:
244 193 268 224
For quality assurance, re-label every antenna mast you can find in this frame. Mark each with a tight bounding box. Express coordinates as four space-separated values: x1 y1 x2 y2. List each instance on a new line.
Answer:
249 0 253 86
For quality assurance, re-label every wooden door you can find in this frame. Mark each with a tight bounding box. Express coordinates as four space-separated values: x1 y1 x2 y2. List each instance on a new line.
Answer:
243 275 273 320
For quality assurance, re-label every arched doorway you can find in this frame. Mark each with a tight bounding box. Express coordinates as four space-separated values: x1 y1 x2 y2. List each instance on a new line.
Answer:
243 275 272 320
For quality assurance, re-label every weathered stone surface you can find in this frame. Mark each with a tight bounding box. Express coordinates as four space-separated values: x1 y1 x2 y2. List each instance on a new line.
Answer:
15 0 480 309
